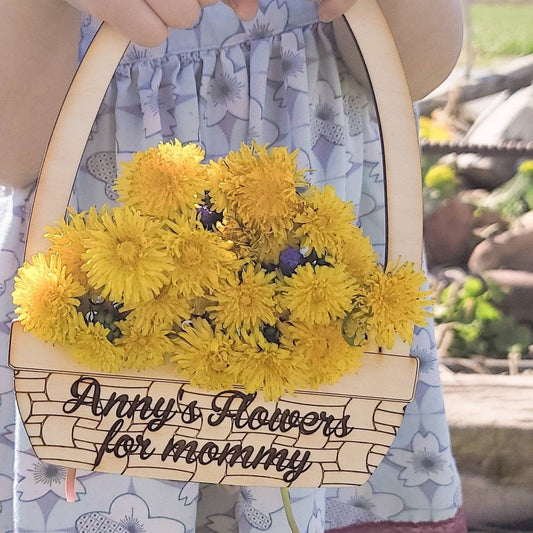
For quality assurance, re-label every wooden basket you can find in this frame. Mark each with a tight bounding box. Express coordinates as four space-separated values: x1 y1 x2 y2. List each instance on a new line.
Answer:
9 1 422 487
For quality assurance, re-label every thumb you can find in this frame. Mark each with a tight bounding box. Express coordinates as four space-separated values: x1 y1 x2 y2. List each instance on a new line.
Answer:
223 0 259 21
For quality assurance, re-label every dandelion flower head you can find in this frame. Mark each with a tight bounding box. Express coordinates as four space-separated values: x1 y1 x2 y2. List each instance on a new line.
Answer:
208 264 277 333
172 319 236 390
165 217 238 298
295 185 356 256
115 140 208 219
279 263 356 325
45 207 100 286
13 253 84 345
364 262 432 349
82 206 173 306
210 142 306 240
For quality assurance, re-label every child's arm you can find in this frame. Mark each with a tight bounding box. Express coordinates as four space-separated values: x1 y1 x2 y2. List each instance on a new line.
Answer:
0 0 81 189
377 0 463 101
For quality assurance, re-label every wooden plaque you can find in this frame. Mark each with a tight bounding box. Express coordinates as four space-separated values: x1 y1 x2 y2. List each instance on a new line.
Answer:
10 1 422 487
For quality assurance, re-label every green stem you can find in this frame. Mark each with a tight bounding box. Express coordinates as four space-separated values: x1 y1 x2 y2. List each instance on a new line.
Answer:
280 487 300 533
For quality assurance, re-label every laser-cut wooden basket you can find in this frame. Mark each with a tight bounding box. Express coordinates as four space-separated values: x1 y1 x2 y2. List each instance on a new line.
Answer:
9 1 422 487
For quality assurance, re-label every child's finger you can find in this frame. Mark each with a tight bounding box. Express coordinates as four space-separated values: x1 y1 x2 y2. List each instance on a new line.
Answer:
222 0 259 21
145 0 202 29
317 0 358 22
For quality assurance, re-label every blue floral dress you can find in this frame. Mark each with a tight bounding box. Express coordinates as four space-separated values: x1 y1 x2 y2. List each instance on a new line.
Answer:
0 1 465 531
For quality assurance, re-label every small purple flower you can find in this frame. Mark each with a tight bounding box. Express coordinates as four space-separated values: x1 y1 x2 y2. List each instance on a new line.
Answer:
197 205 223 230
279 247 304 276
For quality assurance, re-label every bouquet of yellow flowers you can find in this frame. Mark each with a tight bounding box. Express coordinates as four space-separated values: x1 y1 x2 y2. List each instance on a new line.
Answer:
13 141 431 400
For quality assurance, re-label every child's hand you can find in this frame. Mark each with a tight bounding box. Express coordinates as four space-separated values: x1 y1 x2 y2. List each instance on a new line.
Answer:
64 0 259 47
314 0 358 22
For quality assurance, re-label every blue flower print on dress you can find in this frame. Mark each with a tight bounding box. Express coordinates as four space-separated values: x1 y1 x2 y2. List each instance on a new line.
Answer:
178 481 199 506
75 493 188 533
0 365 13 397
204 51 248 127
269 32 308 99
397 386 450 451
139 66 178 139
334 484 404 521
235 488 273 531
388 432 455 487
248 99 280 145
16 453 86 502
223 1 290 47
411 324 442 387
0 249 19 297
0 473 13 512
310 81 344 148
86 151 118 201
306 506 324 533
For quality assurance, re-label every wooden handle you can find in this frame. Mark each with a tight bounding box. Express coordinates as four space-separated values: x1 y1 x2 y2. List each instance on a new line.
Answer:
27 2 422 279
26 24 129 258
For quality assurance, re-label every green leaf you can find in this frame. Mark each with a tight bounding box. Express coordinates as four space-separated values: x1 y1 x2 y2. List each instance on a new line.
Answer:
463 277 484 297
474 299 501 322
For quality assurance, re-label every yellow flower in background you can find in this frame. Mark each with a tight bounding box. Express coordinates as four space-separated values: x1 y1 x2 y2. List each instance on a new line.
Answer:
364 262 432 349
13 253 84 345
279 263 356 325
288 321 364 387
172 319 236 390
208 264 277 332
419 115 452 142
518 160 533 176
210 142 306 239
295 185 356 256
124 285 190 335
333 226 378 280
165 217 238 298
233 332 306 401
115 140 208 219
116 321 174 370
45 207 100 287
68 314 125 373
83 207 173 306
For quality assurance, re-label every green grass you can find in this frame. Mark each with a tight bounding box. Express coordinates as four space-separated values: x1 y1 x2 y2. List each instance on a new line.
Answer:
470 4 533 60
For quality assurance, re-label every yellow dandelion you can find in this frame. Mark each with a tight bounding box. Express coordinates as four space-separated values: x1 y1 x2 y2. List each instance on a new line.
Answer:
287 321 363 388
364 262 433 349
220 218 252 260
13 253 84 345
82 206 173 306
115 140 208 219
210 142 306 239
248 228 299 265
171 319 236 390
123 285 190 334
45 207 100 286
68 313 125 373
208 264 277 332
115 320 174 370
295 185 356 256
233 333 306 401
278 263 356 325
333 226 378 281
165 217 238 298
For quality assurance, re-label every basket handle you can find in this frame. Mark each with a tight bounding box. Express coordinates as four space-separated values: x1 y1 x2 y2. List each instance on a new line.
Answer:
26 2 422 276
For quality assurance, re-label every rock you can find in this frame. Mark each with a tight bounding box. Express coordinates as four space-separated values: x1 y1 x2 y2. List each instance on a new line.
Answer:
455 85 533 189
482 269 533 323
424 195 475 268
442 373 533 529
469 212 533 273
